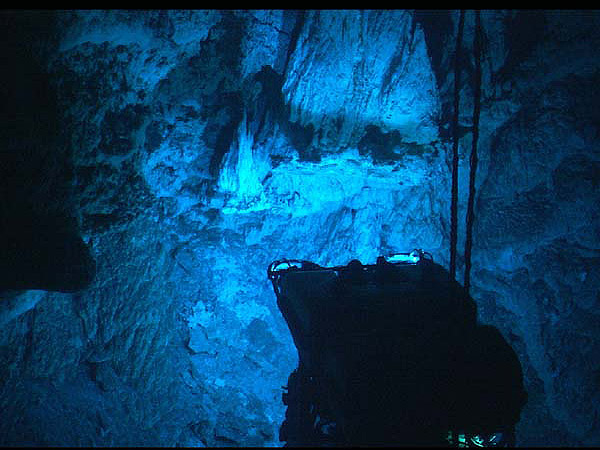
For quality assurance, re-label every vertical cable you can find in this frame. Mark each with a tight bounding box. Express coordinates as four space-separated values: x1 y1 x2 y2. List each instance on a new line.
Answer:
450 10 465 281
464 10 482 294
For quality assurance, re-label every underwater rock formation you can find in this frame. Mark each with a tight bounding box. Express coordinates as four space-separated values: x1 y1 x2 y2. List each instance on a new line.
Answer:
0 9 599 446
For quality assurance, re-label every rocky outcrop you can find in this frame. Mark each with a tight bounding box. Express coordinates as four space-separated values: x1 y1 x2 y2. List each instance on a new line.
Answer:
0 9 599 447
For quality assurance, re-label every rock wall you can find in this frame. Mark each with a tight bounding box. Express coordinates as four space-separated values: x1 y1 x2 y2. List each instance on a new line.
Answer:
0 9 599 446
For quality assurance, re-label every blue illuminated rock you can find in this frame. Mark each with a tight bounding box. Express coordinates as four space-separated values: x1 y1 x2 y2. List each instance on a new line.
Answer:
0 9 599 448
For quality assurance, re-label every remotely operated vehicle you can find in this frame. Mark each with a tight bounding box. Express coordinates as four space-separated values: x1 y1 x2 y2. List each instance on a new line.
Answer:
268 250 527 447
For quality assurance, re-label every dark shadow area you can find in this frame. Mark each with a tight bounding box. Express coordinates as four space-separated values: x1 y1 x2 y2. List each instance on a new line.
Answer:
495 11 546 84
247 64 319 163
0 210 96 293
413 10 454 91
0 11 95 293
269 255 527 447
357 124 404 164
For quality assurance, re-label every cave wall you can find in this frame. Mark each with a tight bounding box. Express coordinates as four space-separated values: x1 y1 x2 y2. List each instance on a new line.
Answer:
0 9 599 446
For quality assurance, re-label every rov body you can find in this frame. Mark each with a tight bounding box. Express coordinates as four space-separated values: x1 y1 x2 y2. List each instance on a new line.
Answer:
268 251 526 447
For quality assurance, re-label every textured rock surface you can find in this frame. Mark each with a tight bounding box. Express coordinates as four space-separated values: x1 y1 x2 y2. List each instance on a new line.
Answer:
1 9 599 447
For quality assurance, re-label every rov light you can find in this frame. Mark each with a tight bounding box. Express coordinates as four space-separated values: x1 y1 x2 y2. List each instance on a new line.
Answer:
384 249 431 264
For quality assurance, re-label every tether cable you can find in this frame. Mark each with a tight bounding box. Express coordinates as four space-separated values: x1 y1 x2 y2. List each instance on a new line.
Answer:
450 10 465 281
464 10 483 294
